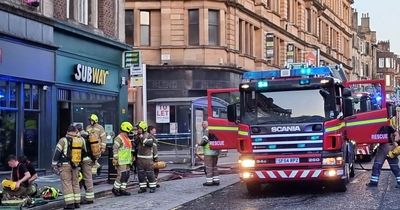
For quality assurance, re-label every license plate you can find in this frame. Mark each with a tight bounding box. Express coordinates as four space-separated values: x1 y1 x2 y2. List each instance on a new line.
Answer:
275 158 300 164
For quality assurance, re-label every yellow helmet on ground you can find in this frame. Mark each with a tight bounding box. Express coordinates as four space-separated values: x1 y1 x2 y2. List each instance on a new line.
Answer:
121 121 134 133
89 114 98 123
137 121 148 132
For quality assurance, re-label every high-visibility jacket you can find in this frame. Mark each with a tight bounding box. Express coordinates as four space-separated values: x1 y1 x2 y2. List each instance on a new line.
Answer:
113 133 133 165
201 129 219 156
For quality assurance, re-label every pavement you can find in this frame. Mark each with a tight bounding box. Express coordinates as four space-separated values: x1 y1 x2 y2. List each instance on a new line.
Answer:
8 150 240 210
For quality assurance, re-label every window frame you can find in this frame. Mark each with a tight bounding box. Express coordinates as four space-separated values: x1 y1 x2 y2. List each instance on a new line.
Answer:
188 9 200 46
140 10 151 46
208 9 220 46
77 0 89 25
125 9 134 46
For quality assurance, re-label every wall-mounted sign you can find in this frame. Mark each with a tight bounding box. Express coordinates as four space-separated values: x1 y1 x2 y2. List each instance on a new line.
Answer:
156 105 170 123
74 64 109 85
265 33 274 59
287 43 295 64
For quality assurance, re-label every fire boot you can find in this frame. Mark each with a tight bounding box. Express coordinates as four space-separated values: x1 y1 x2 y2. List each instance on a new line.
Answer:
138 188 147 194
120 190 131 196
203 182 214 186
81 200 94 205
64 204 75 209
112 188 121 196
74 203 80 208
149 188 156 193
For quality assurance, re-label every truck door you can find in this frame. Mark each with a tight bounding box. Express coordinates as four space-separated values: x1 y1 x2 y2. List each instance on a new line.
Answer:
207 88 239 150
344 80 392 144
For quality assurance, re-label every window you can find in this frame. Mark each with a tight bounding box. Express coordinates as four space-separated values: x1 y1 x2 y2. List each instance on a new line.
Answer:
239 20 243 52
386 75 391 86
88 0 98 28
386 58 391 68
379 58 385 68
287 0 291 22
140 11 150 46
208 10 219 46
67 0 74 19
0 110 17 171
306 9 312 33
24 84 40 110
188 10 199 45
77 0 88 25
125 10 134 45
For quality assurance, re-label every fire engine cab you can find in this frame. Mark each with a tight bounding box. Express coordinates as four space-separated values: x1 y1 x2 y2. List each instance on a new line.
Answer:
206 65 395 193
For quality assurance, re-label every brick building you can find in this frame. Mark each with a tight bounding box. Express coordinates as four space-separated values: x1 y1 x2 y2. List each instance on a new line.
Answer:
0 0 129 171
124 0 355 132
350 12 376 81
376 41 398 98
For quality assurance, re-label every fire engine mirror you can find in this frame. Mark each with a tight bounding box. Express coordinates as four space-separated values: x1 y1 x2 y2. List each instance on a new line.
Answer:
227 103 239 123
344 97 354 118
342 88 352 97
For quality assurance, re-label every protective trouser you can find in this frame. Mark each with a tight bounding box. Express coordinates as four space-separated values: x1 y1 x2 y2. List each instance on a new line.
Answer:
60 164 80 205
137 158 156 189
154 168 160 185
370 143 400 185
113 165 130 191
2 185 30 198
204 155 219 184
81 160 94 201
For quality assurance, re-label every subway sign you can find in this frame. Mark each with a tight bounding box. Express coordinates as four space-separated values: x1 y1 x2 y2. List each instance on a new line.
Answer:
74 64 109 85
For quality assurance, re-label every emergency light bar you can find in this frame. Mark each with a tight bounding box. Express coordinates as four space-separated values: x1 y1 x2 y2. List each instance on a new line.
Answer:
243 66 332 80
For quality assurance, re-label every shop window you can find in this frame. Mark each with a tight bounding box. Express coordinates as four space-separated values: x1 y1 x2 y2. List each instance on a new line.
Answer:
32 85 39 110
10 82 16 108
0 111 17 171
24 84 31 109
0 81 6 107
24 84 40 110
24 112 39 167
140 11 150 46
125 9 134 46
188 9 199 46
208 10 219 46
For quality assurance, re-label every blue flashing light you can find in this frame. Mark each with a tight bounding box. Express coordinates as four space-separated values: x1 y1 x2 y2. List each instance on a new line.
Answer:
254 138 263 142
257 81 269 88
311 136 320 140
243 66 332 80
268 145 277 149
376 96 382 102
297 144 306 148
299 79 311 85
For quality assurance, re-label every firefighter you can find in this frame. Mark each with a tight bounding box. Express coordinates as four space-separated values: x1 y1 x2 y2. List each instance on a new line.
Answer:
200 121 220 186
1 155 32 198
366 126 400 187
147 126 160 188
86 114 106 155
112 122 135 196
76 124 95 204
52 125 84 209
136 121 157 193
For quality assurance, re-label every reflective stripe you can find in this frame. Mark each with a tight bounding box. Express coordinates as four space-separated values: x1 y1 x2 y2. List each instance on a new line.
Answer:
238 131 249 136
208 126 238 131
121 183 127 189
346 118 387 127
56 144 63 151
139 183 147 187
325 122 345 132
83 156 92 161
114 142 121 147
113 154 119 158
85 192 94 199
137 155 153 159
100 132 106 137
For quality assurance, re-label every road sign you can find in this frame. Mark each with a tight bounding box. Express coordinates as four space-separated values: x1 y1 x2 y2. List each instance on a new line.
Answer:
123 51 141 69
130 66 143 75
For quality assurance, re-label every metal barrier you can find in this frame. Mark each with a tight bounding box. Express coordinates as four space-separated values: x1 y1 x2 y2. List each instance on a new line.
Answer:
156 133 192 163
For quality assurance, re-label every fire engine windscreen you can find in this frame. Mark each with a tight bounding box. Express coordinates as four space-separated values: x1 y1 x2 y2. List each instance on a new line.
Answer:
242 89 326 125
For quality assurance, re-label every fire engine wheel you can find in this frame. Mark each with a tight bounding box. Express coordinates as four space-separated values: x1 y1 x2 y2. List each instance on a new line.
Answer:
246 182 262 195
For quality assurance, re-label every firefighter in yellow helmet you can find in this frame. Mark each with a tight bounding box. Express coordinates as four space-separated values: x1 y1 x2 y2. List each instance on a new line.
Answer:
112 122 135 196
135 121 157 193
52 125 84 209
86 114 107 154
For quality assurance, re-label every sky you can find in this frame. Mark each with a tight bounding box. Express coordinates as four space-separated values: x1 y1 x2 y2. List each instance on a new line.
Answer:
353 0 400 54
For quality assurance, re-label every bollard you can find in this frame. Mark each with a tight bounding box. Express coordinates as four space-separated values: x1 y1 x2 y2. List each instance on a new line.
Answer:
107 146 117 184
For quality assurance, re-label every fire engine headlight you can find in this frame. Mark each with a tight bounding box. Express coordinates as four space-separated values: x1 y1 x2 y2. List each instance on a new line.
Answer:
239 159 255 168
322 157 343 166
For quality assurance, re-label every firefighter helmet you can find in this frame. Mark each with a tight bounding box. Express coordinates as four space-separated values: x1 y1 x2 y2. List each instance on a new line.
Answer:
137 121 148 132
40 186 59 200
89 114 98 123
1 179 16 191
121 122 134 133
153 161 167 169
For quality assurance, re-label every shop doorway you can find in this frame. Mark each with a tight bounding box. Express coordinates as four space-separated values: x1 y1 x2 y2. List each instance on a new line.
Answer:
58 101 71 140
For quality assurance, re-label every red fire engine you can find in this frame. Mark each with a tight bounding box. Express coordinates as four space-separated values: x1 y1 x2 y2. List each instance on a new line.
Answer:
206 65 395 193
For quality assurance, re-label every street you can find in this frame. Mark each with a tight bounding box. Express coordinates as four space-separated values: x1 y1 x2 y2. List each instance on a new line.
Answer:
57 161 400 210
179 164 400 210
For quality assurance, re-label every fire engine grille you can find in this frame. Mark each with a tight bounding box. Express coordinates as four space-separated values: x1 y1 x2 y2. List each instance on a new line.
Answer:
251 132 323 154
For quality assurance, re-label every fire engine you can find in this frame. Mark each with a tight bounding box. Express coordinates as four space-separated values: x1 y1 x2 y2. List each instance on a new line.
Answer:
206 65 396 193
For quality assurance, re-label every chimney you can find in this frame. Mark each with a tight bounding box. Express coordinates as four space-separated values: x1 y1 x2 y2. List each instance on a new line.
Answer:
361 13 370 32
352 9 358 29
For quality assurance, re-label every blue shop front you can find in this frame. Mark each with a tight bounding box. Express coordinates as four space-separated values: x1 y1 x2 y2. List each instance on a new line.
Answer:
53 23 130 168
